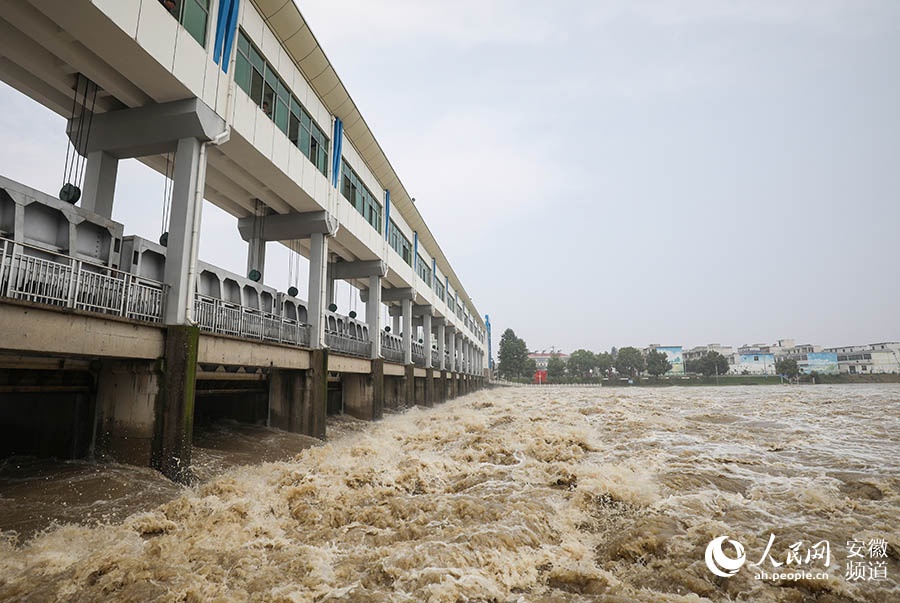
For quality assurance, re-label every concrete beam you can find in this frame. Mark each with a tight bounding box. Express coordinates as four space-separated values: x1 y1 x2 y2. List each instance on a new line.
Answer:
197 334 311 369
0 302 164 359
330 259 388 279
379 287 415 303
67 98 226 159
237 210 339 241
413 304 433 317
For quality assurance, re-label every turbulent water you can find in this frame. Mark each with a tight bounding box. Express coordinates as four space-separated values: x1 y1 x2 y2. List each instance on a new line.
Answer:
0 385 898 602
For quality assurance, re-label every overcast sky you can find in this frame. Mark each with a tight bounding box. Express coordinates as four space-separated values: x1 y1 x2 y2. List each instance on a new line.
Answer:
2 0 899 356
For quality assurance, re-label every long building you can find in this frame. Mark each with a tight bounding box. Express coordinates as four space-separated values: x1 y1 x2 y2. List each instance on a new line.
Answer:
0 0 488 480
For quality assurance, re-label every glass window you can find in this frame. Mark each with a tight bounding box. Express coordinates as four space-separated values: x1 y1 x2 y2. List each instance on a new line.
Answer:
237 31 249 55
274 99 289 134
299 127 310 156
288 114 300 145
234 53 251 93
250 69 264 105
250 47 264 72
262 83 275 117
310 137 319 167
181 0 208 46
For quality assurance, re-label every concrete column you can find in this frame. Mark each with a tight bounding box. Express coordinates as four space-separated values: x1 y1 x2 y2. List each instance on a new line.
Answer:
423 313 432 369
366 275 381 359
437 321 446 371
402 297 412 365
448 329 456 373
326 262 335 307
308 232 328 348
80 151 118 219
392 313 400 334
405 364 415 406
94 359 160 466
306 349 328 439
163 137 203 325
372 358 384 420
268 369 303 432
439 369 448 402
152 324 199 483
342 373 375 420
424 368 434 407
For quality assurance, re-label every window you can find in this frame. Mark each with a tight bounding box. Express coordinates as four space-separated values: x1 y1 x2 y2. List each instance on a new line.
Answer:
434 276 445 301
234 30 329 176
388 220 412 265
340 160 382 233
160 0 210 47
416 254 431 284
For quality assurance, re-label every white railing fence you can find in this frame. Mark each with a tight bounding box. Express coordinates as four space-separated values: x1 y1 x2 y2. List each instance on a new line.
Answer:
0 236 166 323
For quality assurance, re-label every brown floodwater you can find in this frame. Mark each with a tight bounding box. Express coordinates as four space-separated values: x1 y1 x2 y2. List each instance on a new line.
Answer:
0 384 897 602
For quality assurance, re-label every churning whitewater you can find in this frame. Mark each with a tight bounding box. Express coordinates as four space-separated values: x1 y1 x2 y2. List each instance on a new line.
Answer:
1 385 898 602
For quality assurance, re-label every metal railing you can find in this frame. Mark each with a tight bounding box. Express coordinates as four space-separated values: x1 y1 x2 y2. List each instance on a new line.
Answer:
193 294 310 347
1 236 166 323
325 331 371 358
381 331 404 363
411 341 426 367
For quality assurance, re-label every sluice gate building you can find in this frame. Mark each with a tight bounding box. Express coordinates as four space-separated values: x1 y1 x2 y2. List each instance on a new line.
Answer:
0 0 488 481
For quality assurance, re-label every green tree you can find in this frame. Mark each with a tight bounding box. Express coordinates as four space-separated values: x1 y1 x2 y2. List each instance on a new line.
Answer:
646 349 672 378
524 357 537 379
775 358 799 379
497 328 530 380
547 354 566 382
596 352 614 377
695 351 729 378
615 346 645 378
567 349 597 380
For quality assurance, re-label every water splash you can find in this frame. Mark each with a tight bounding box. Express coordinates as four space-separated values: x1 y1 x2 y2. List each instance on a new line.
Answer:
0 385 897 602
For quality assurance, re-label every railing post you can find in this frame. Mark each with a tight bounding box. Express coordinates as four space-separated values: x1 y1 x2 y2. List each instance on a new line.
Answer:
121 273 131 317
68 260 82 309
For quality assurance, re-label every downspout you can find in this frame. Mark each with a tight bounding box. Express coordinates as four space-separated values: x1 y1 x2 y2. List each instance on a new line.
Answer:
187 0 236 322
186 128 229 323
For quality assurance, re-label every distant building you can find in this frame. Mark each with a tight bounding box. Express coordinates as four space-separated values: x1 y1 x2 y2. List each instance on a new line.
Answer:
644 344 685 376
733 349 776 375
823 342 900 374
771 340 838 375
683 344 734 365
528 351 570 384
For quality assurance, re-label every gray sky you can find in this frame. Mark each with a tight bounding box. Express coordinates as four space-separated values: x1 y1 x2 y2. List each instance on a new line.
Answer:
2 0 899 356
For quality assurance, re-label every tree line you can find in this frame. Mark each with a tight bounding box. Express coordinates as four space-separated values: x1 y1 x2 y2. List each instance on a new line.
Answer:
497 328 737 383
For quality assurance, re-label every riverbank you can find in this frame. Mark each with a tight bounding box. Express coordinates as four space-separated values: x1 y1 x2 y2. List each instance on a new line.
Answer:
506 373 900 387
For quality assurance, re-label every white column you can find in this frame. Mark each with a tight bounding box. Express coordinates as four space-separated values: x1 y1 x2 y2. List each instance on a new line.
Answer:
437 321 446 371
448 329 456 372
81 151 118 219
366 275 381 359
392 312 400 334
308 231 328 348
163 137 202 325
402 297 412 365
423 312 432 369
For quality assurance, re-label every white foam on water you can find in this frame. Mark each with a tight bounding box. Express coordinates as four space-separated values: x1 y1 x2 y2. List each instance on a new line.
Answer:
0 384 897 602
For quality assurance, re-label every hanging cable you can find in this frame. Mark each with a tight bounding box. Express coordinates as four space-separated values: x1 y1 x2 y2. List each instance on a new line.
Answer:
74 79 98 191
159 152 173 246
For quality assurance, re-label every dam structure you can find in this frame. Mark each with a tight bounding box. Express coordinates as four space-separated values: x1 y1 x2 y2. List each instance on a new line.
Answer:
0 0 488 481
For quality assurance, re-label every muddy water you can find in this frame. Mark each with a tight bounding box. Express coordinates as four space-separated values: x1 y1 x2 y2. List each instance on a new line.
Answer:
0 385 897 602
